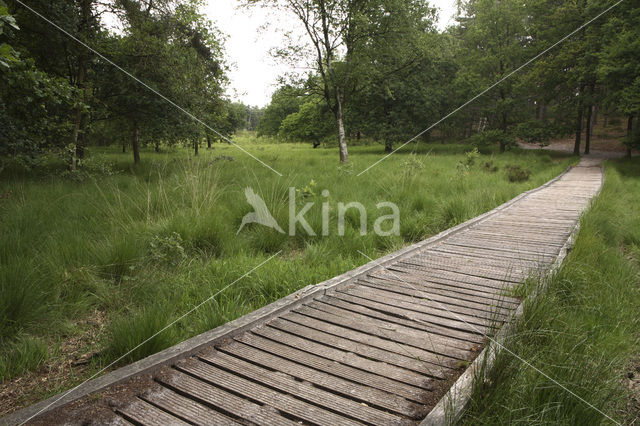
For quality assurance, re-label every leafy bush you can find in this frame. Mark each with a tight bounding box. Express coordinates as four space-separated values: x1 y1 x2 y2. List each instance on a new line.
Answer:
279 99 334 145
456 148 480 175
149 232 187 266
469 130 515 149
505 164 531 182
515 120 555 146
483 160 499 172
622 127 640 150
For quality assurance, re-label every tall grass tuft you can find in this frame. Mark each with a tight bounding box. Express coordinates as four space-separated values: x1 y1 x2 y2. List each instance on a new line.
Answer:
105 305 179 364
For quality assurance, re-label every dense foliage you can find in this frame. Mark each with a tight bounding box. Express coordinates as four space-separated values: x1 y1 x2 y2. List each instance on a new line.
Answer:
254 0 639 158
1 0 638 166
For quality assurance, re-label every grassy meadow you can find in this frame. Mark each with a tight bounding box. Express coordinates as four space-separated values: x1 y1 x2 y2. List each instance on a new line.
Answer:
0 136 574 411
462 158 640 425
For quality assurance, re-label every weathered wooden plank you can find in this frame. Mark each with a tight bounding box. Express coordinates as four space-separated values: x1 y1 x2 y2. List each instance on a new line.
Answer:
235 332 430 403
141 385 242 425
177 359 357 426
364 271 520 307
432 245 553 264
398 258 527 283
276 313 460 372
389 263 517 291
416 249 540 269
480 221 572 231
271 314 457 375
411 251 536 273
216 340 429 418
320 294 488 344
296 303 488 354
200 350 412 425
442 239 561 257
116 398 190 426
372 267 517 299
156 368 299 425
357 277 516 315
254 322 437 388
460 230 568 245
438 240 557 258
472 223 571 236
339 284 507 324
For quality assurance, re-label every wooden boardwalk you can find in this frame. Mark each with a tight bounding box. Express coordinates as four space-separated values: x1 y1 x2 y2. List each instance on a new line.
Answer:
4 160 603 426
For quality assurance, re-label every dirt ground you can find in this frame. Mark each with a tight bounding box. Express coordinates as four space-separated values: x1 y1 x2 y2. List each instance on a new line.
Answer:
625 358 640 425
0 310 107 418
518 120 638 159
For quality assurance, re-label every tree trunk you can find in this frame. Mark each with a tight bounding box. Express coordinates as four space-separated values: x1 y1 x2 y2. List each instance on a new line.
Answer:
499 112 507 153
132 122 140 164
76 113 87 160
541 102 547 121
194 139 199 156
69 65 85 171
384 140 393 153
122 141 126 153
627 115 634 158
154 141 160 152
207 134 211 149
584 105 592 155
70 0 91 170
574 107 583 156
591 104 598 132
335 94 348 163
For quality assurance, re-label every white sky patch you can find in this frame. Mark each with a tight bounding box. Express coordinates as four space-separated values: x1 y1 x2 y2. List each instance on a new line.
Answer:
205 0 458 107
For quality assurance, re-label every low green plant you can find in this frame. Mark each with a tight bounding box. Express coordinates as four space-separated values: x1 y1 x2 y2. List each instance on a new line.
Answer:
149 232 187 266
483 160 498 172
456 148 480 175
505 164 531 182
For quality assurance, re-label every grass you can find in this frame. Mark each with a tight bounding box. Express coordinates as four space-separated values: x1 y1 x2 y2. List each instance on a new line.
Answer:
462 158 640 425
0 135 574 408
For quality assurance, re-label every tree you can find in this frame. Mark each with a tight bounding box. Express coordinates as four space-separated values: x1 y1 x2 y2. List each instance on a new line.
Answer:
257 85 303 137
456 0 529 152
279 98 333 146
347 1 445 152
248 0 359 162
0 2 79 164
97 0 226 163
598 1 640 157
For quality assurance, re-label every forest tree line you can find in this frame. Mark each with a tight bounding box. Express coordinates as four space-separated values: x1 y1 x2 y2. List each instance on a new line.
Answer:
1 0 639 167
256 0 640 160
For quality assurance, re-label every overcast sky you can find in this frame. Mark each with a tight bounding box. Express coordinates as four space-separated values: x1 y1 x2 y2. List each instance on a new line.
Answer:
205 0 458 107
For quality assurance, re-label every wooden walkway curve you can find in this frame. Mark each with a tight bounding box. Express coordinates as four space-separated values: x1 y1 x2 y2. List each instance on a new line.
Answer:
3 159 604 426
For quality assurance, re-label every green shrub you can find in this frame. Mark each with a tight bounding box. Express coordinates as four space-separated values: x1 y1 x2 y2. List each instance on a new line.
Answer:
483 160 499 172
149 232 187 266
515 120 555 146
469 130 515 149
456 148 480 175
505 164 531 182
